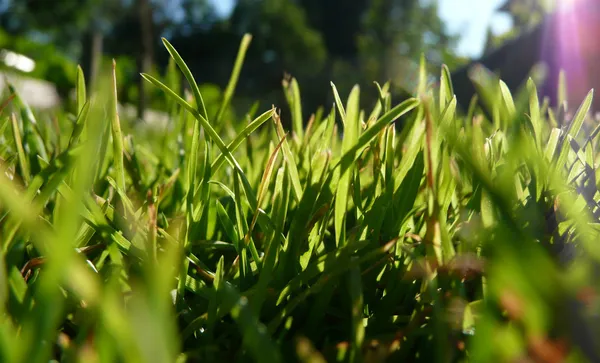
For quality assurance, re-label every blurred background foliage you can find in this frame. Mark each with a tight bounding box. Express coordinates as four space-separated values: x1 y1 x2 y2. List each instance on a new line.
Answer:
0 0 547 123
0 0 482 121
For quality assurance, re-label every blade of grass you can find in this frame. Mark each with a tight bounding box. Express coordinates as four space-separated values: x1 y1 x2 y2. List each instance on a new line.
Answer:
110 60 126 192
142 73 259 210
214 34 252 124
284 77 305 141
211 109 273 172
76 65 86 114
273 112 303 202
161 37 208 121
347 262 364 363
335 85 360 247
10 113 30 185
330 82 347 125
440 64 454 110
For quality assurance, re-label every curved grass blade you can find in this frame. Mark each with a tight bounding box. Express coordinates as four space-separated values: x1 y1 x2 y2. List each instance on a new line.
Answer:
141 73 258 209
211 108 273 173
162 37 208 121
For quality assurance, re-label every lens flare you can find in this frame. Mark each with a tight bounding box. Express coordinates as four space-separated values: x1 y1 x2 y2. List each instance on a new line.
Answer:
541 0 597 107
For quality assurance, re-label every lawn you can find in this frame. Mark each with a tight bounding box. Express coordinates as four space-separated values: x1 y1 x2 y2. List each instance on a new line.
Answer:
0 34 598 362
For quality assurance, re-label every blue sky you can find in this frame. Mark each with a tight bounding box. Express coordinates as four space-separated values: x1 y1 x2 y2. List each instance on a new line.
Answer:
211 0 512 59
438 0 512 57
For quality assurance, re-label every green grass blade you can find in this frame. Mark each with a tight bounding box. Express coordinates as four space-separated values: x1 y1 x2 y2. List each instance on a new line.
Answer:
161 37 208 121
110 60 126 192
335 85 360 247
555 89 593 174
216 199 239 251
253 166 288 313
273 113 303 202
68 101 90 147
440 64 454 110
221 284 282 363
335 98 419 174
10 113 30 185
500 80 516 118
330 82 347 125
558 69 567 109
215 34 252 124
527 78 542 148
284 77 304 140
76 65 86 114
347 263 364 363
565 89 593 140
211 109 273 173
233 170 254 290
6 83 48 162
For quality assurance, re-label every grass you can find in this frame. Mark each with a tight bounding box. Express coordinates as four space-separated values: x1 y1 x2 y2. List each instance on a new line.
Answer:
0 33 600 362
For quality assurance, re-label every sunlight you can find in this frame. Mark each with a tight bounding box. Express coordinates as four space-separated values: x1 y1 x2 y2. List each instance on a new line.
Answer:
539 0 592 106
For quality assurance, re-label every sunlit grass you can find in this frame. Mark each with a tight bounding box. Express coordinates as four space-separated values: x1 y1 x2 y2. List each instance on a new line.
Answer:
0 33 599 362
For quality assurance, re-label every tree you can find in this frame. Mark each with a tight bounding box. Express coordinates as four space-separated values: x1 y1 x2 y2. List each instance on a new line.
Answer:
357 0 456 90
498 0 549 32
483 0 552 55
299 0 457 101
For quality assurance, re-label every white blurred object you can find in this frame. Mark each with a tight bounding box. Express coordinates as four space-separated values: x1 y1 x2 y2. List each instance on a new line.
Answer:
0 72 60 110
0 49 35 73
